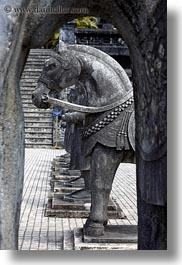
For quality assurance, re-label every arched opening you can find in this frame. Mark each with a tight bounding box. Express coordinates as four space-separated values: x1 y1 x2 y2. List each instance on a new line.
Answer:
19 16 137 250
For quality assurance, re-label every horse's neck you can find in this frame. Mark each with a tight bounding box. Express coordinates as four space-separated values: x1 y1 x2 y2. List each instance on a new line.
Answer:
79 56 125 107
78 69 98 106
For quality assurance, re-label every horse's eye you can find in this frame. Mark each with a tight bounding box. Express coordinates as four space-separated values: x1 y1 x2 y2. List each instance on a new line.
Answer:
45 62 56 71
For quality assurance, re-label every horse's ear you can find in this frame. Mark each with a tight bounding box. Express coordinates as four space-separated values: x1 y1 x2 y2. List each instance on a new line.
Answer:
59 40 67 52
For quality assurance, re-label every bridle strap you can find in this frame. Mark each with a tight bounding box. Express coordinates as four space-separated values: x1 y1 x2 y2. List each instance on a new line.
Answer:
39 76 58 90
42 91 134 114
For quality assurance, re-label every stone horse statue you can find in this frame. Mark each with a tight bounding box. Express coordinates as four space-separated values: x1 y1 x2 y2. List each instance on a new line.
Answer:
32 43 135 236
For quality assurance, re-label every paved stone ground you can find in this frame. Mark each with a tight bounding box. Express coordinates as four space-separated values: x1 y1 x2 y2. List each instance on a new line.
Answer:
19 148 137 250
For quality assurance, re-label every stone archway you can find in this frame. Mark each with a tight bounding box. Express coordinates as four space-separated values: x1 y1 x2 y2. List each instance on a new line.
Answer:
0 0 166 250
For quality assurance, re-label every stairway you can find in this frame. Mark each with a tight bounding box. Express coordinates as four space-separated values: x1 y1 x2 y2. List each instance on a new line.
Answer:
20 49 54 148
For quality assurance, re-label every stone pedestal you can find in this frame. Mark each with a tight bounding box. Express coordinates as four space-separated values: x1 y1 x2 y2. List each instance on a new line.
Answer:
45 153 126 219
73 226 137 250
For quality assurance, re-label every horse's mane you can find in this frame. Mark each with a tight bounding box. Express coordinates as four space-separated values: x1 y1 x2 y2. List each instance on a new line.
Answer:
65 44 133 95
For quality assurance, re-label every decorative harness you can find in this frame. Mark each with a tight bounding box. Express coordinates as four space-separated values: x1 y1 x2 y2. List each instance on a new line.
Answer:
39 69 134 150
82 96 134 150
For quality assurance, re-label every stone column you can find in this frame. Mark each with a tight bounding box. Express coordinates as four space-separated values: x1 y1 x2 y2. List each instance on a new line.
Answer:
109 0 167 249
0 0 28 249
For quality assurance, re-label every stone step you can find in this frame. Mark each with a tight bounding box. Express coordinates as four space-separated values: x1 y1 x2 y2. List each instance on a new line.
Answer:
26 60 47 65
21 91 37 95
27 56 50 60
30 49 53 54
25 133 52 138
23 97 36 104
25 140 53 147
25 120 52 124
24 115 52 119
22 102 36 110
21 73 42 78
26 55 47 59
24 119 52 123
22 68 43 72
24 113 52 118
23 106 52 112
23 113 52 118
20 49 54 148
21 95 34 100
20 85 37 89
25 125 52 130
20 78 40 83
21 70 42 74
25 64 46 68
25 119 52 123
24 112 52 117
23 108 51 112
25 131 52 136
25 143 52 148
25 135 53 140
25 138 52 144
21 90 37 95
20 82 38 87
20 79 39 83
25 122 53 127
29 53 51 57
21 88 38 93
21 71 42 75
29 51 51 54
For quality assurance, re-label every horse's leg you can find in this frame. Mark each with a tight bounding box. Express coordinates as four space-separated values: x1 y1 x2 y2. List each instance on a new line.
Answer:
84 143 123 236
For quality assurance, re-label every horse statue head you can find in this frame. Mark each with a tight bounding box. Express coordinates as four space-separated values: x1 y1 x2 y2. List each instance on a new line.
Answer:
32 48 82 109
32 41 133 113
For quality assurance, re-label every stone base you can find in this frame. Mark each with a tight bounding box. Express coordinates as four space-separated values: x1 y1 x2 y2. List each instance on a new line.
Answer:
83 225 137 243
63 177 85 188
73 227 137 250
46 155 126 220
54 179 84 191
50 175 82 191
45 192 126 219
51 169 81 177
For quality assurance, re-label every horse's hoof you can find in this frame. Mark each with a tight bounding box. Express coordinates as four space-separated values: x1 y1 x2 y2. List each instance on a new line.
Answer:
83 220 105 237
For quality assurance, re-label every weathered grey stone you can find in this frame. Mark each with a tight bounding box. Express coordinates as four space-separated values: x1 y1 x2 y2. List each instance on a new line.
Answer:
83 225 137 244
0 0 166 250
74 228 137 250
0 0 28 250
32 43 135 237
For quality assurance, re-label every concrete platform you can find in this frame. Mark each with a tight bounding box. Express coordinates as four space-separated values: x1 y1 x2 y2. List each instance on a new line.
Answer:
74 228 137 250
19 148 137 250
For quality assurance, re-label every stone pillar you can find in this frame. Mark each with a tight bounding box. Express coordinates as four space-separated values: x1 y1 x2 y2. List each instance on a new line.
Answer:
109 0 167 249
0 0 28 249
130 0 167 249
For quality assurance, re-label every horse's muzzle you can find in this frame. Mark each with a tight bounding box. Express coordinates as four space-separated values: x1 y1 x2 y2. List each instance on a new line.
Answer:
32 91 51 109
41 93 49 102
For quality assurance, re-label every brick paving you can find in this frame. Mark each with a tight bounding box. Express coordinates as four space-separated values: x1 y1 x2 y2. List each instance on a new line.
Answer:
19 148 137 250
